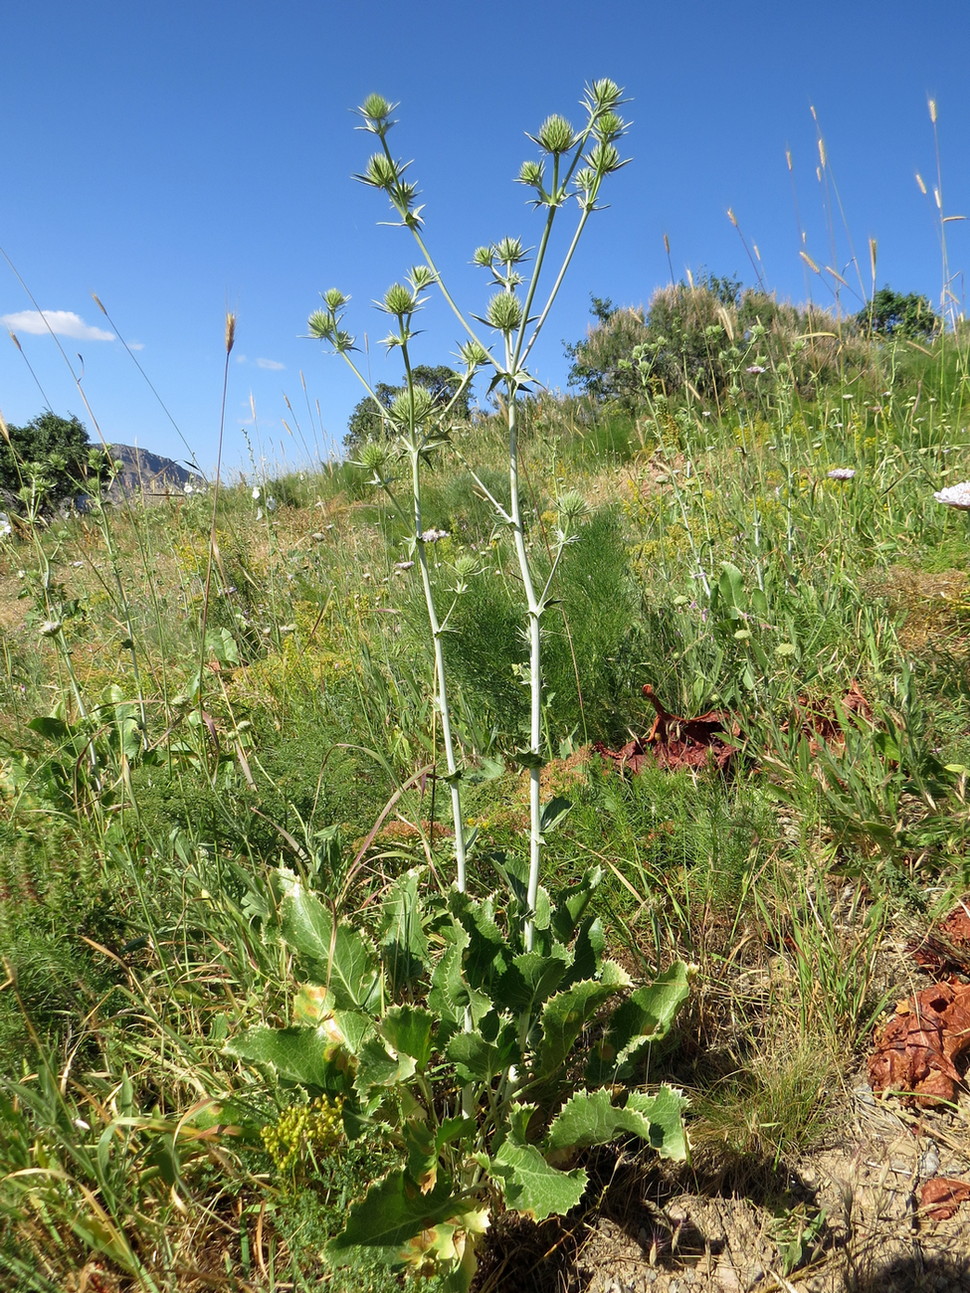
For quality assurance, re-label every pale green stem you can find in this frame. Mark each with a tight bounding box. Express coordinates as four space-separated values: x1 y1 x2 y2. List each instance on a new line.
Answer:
505 389 543 950
519 202 595 370
399 338 468 892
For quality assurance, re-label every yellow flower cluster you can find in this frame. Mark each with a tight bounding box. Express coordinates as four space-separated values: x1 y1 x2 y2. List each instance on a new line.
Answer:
260 1095 345 1173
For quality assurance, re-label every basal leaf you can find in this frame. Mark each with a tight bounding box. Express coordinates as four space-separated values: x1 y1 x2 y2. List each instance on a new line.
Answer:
355 1035 417 1099
291 985 374 1056
567 915 607 985
381 868 431 995
226 1026 350 1094
545 1085 688 1161
551 866 602 943
281 876 383 1011
428 929 492 1028
625 1087 690 1161
329 1169 480 1265
449 892 509 989
446 1023 517 1084
585 960 692 1083
539 795 573 836
490 1142 587 1219
496 947 570 1012
535 962 630 1079
381 1004 434 1068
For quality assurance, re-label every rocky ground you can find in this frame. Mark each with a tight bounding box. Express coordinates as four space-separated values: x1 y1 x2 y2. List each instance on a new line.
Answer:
569 1086 970 1293
472 1080 970 1293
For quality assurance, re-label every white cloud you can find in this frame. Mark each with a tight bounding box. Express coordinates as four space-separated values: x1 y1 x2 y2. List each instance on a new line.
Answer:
0 309 115 342
255 357 285 371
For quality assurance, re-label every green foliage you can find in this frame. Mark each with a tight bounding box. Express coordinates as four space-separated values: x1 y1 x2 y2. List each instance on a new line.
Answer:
229 866 690 1288
344 365 471 453
0 412 110 513
856 285 941 339
565 296 649 407
566 275 873 414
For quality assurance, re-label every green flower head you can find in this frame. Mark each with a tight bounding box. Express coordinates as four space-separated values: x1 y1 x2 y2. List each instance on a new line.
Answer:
408 265 437 291
485 292 524 334
321 288 350 313
381 283 420 316
531 114 576 155
356 94 397 136
493 236 529 267
517 160 545 190
390 385 435 428
356 152 401 191
583 78 625 116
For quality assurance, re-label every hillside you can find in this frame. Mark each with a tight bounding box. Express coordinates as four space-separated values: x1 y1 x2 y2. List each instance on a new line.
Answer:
107 442 205 497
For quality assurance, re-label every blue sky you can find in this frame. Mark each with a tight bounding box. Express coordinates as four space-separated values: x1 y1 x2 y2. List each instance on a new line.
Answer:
3 1 969 476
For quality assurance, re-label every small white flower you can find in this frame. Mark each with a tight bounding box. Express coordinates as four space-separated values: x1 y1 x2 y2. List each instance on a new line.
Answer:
252 485 261 501
420 528 449 543
934 481 970 510
827 468 856 481
746 364 766 375
39 620 62 637
394 560 415 571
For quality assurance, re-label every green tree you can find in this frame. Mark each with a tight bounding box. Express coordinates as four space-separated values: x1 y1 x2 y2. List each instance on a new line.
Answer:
564 295 649 406
0 412 109 513
856 286 940 339
343 364 472 452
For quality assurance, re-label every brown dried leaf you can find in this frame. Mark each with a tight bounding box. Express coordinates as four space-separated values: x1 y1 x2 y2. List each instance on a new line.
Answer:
920 1176 970 1221
868 979 970 1106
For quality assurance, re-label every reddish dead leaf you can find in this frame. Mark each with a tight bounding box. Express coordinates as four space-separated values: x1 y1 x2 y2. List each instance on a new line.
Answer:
920 1176 970 1221
867 979 970 1106
909 901 970 975
592 686 741 775
782 680 874 754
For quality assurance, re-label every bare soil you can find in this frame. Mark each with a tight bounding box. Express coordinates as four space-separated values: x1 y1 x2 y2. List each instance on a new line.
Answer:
476 1088 970 1293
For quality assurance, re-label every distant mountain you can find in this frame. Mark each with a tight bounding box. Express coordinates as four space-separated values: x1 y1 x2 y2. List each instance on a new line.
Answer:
107 444 206 498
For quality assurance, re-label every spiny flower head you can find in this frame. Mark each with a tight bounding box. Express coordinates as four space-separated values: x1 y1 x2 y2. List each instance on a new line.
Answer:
530 114 576 155
356 94 397 138
485 292 524 333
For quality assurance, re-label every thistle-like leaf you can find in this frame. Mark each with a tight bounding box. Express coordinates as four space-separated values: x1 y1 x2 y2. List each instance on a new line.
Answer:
546 1085 688 1161
490 1142 587 1220
535 962 630 1079
280 874 383 1012
226 1025 351 1095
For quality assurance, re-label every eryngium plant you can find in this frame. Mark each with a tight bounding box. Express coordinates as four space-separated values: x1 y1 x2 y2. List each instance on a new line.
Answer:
249 84 694 1289
309 81 631 935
